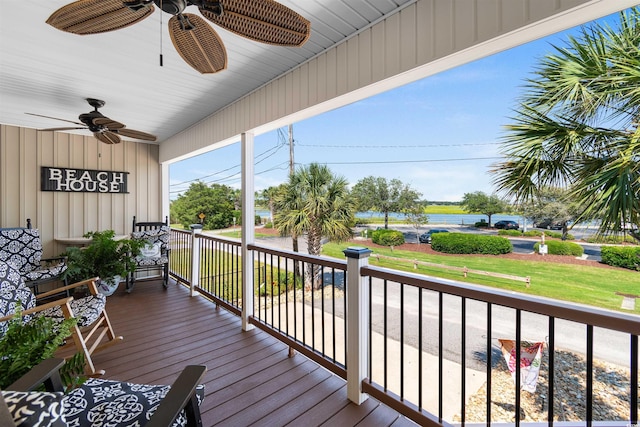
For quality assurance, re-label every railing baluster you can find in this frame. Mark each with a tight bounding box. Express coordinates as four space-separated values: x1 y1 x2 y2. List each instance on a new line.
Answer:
384 278 388 390
400 282 405 400
368 276 372 381
515 309 521 427
461 296 466 426
631 334 638 424
331 268 336 362
418 287 423 410
439 291 443 421
548 317 555 426
486 303 492 426
586 324 594 427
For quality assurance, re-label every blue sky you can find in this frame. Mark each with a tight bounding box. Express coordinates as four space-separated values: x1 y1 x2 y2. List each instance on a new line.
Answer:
169 11 621 202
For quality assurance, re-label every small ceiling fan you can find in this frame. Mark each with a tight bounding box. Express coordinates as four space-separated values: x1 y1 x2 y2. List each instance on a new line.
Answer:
27 98 157 144
46 0 311 74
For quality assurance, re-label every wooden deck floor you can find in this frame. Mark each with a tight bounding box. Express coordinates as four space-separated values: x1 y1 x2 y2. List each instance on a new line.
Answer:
91 279 417 427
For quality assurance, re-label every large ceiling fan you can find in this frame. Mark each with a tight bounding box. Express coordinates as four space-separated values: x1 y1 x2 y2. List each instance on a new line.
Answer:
46 0 311 74
27 98 157 144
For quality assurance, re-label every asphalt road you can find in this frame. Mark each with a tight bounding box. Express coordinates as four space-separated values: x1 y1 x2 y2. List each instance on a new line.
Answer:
253 227 627 369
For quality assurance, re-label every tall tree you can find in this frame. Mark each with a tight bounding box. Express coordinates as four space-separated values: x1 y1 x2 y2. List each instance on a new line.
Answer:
351 176 422 229
403 203 429 244
461 191 507 227
256 185 286 224
492 8 640 238
522 187 581 239
169 181 235 229
273 164 354 288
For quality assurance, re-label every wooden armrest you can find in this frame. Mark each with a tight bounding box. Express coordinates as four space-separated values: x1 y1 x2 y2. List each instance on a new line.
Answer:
7 358 65 392
36 278 99 300
40 256 67 264
0 297 74 323
146 365 207 427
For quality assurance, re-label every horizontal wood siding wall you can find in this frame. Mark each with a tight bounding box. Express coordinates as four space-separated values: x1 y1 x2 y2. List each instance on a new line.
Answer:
0 124 162 257
159 0 594 163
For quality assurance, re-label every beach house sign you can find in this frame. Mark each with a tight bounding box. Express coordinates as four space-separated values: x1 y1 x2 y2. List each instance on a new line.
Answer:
41 166 128 193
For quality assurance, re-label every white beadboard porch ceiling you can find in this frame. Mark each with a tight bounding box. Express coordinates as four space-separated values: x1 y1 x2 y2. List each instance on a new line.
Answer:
1 1 637 150
0 0 414 143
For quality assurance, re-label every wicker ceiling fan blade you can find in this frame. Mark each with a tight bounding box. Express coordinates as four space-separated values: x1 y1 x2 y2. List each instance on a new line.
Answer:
39 127 88 132
93 117 125 129
96 131 122 144
46 0 154 35
114 128 157 142
168 14 227 74
200 0 310 47
25 112 85 126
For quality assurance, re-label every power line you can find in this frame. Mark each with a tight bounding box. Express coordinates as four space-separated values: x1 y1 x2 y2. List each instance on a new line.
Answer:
296 142 500 148
319 156 501 165
170 140 285 188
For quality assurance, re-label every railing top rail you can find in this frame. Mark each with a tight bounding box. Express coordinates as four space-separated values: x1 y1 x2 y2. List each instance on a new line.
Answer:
195 232 242 247
248 243 347 270
169 228 190 236
362 265 640 335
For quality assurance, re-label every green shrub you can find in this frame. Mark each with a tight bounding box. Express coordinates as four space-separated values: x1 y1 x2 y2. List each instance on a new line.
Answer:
522 230 543 237
498 230 523 237
600 246 640 270
533 240 583 256
431 233 512 255
475 221 489 228
371 229 405 247
264 222 273 229
586 234 639 245
355 217 373 225
543 231 575 240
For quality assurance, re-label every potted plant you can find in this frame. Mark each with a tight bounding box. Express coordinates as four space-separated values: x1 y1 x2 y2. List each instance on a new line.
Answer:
62 230 143 296
0 308 86 390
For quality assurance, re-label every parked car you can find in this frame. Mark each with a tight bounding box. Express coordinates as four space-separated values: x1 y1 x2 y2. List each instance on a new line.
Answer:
418 229 448 244
534 219 563 230
494 220 519 230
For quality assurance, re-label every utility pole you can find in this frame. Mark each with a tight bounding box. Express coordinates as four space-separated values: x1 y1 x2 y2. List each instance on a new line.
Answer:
289 123 294 176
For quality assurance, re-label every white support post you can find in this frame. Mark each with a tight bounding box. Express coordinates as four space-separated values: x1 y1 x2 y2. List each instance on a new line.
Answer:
189 225 202 297
160 162 170 223
241 132 255 331
344 246 372 404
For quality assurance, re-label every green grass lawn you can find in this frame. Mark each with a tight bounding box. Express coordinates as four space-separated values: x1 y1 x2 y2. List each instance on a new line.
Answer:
423 205 467 214
322 242 640 314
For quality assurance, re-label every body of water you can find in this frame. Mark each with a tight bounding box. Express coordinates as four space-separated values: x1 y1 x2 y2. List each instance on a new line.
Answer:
257 209 526 226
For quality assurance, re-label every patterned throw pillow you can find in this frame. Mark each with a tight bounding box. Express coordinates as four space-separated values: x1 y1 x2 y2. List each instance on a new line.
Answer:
2 390 67 427
64 378 205 427
0 261 36 335
131 226 170 249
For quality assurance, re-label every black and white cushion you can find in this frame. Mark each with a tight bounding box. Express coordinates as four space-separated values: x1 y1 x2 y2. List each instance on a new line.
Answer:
131 227 170 266
0 228 43 274
0 228 67 285
63 378 205 427
2 390 67 427
38 294 106 328
0 261 36 335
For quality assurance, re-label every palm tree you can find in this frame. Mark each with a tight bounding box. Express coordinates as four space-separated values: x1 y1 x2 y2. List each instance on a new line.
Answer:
274 163 354 288
492 7 640 237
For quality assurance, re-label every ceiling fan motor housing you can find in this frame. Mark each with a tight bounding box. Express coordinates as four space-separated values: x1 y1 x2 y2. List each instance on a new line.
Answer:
154 0 188 15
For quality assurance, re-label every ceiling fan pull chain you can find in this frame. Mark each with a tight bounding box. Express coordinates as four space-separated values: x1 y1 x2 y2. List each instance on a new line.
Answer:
159 0 163 66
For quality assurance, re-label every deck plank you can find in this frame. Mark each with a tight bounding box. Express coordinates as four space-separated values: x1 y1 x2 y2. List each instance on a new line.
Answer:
86 279 415 426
